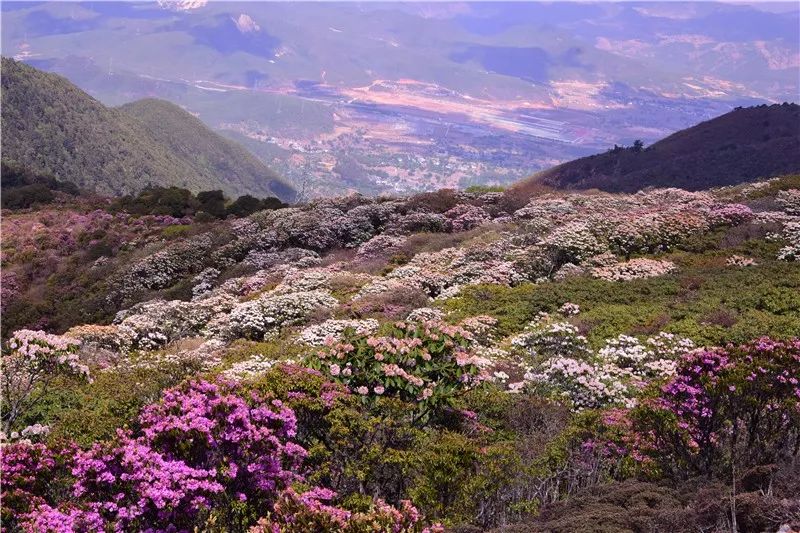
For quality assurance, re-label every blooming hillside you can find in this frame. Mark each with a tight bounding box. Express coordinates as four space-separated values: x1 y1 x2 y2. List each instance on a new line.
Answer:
1 176 799 531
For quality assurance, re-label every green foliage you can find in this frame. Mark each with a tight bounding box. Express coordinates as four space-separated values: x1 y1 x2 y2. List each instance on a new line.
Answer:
111 186 287 219
197 190 227 219
227 194 288 217
27 354 206 446
443 256 800 346
0 160 80 209
464 184 506 194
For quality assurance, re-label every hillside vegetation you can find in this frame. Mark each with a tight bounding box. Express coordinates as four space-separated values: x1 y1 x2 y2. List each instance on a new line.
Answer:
0 58 294 200
517 103 800 195
2 173 799 531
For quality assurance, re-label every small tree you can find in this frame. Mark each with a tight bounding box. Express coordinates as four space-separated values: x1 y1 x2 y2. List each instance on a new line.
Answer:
196 190 227 218
1 330 90 435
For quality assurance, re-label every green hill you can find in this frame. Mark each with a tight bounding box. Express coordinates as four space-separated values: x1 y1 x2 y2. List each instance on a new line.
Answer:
0 58 294 200
515 103 800 195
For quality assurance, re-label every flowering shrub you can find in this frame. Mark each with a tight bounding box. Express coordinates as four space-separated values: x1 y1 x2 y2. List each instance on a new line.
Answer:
541 222 607 264
653 338 800 475
305 321 492 419
444 204 491 232
2 330 88 434
208 290 338 340
357 243 524 300
139 380 306 503
249 487 440 532
356 234 407 258
726 254 757 267
776 189 800 216
2 375 444 532
776 220 800 261
593 338 800 478
113 233 214 298
299 319 380 346
513 314 694 409
591 258 676 282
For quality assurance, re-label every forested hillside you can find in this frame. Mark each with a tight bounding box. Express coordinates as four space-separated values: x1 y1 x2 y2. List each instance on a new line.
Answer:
0 58 294 200
519 103 800 194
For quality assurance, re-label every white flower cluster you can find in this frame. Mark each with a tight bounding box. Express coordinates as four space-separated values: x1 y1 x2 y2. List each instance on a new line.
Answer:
776 221 800 262
272 267 338 294
510 315 694 410
207 290 338 340
511 315 592 360
444 204 491 232
112 296 237 350
298 318 380 346
357 242 524 300
244 248 321 270
726 255 758 267
558 302 581 316
4 423 51 444
406 307 446 322
191 268 221 298
591 258 676 282
525 357 630 410
356 234 407 258
541 222 606 263
776 189 800 216
113 233 214 298
597 333 694 381
221 355 295 381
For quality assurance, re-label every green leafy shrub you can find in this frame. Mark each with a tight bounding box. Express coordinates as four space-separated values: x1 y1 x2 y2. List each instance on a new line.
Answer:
304 321 491 422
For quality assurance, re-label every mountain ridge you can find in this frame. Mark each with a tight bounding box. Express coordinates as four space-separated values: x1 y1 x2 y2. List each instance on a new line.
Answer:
514 103 800 195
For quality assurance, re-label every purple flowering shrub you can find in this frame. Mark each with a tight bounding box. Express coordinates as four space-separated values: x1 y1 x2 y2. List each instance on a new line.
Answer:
591 338 800 477
0 442 76 527
1 376 433 532
138 380 306 507
65 432 224 531
2 208 191 332
304 321 492 421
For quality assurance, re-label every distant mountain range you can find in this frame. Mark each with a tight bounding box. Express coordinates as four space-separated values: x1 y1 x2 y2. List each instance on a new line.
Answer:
1 58 294 200
3 1 796 196
515 103 800 193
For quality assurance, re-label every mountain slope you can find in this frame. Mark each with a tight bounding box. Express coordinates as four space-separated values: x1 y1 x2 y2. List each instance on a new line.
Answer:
516 103 800 194
0 58 294 200
117 99 295 201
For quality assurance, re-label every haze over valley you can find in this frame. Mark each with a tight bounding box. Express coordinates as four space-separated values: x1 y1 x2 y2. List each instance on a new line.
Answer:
4 0 797 196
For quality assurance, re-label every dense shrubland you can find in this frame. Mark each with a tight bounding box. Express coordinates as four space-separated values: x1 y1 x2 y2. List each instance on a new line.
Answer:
2 176 799 531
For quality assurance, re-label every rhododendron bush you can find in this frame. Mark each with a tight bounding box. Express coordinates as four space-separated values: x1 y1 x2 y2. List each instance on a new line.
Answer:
1 377 433 532
2 330 89 435
590 338 800 478
250 488 441 533
305 320 492 419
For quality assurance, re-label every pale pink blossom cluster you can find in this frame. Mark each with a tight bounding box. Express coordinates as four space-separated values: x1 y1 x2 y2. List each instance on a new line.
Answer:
726 255 758 267
591 258 676 282
299 318 380 346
